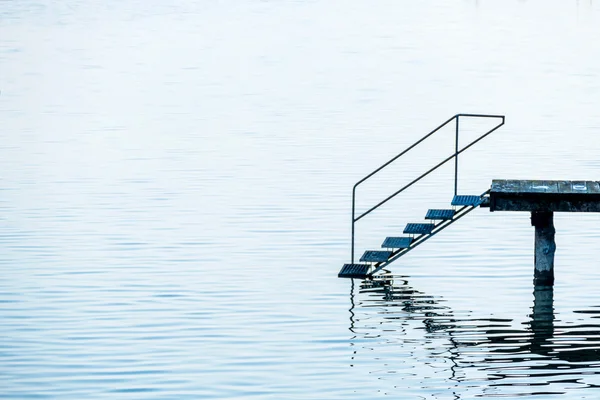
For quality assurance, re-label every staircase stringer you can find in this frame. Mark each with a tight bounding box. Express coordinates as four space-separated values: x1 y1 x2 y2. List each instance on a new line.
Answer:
368 190 490 276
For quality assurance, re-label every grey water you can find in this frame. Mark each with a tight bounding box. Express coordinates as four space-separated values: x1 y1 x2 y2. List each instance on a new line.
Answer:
2 1 600 398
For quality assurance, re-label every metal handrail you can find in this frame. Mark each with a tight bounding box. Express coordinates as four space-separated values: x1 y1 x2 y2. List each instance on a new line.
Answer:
351 113 505 262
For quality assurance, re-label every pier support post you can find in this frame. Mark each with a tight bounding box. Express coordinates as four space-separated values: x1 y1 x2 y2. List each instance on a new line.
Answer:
531 211 556 286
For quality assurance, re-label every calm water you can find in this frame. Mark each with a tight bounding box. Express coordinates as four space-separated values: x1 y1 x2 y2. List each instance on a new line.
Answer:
2 1 600 398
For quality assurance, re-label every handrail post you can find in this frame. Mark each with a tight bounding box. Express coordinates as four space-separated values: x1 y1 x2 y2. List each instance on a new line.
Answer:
454 115 459 196
351 187 356 263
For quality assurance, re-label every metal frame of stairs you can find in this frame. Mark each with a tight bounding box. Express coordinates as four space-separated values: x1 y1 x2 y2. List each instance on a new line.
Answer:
340 113 505 279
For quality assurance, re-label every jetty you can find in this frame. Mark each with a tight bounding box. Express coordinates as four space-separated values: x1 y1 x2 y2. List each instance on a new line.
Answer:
338 114 599 285
487 179 600 285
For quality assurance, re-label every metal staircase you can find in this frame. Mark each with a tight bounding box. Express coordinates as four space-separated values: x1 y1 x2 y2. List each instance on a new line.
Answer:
338 114 505 279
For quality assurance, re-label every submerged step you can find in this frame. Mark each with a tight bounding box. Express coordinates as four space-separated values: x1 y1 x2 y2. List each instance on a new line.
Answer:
452 195 482 207
360 250 392 262
425 209 456 220
338 264 371 279
381 236 413 249
403 223 435 235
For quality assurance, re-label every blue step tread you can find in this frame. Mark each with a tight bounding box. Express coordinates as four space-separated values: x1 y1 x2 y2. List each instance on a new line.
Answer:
338 264 371 279
360 250 392 262
381 237 413 249
425 209 456 220
404 223 435 235
452 195 482 206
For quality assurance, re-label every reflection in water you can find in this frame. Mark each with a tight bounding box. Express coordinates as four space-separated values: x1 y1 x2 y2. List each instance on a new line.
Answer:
349 275 600 397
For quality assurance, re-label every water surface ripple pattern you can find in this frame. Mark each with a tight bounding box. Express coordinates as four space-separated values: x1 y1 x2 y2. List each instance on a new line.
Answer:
2 0 600 399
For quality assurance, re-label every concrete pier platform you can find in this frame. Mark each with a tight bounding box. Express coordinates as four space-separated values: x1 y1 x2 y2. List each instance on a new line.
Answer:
489 180 600 212
487 180 600 285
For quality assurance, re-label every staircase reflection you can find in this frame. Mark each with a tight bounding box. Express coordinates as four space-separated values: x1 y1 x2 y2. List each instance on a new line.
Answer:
348 274 600 394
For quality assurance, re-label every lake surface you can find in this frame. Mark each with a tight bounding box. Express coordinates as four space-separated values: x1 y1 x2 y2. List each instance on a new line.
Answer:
2 1 600 398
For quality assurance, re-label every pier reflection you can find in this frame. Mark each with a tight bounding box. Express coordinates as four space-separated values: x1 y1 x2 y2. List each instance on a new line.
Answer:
349 274 600 396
